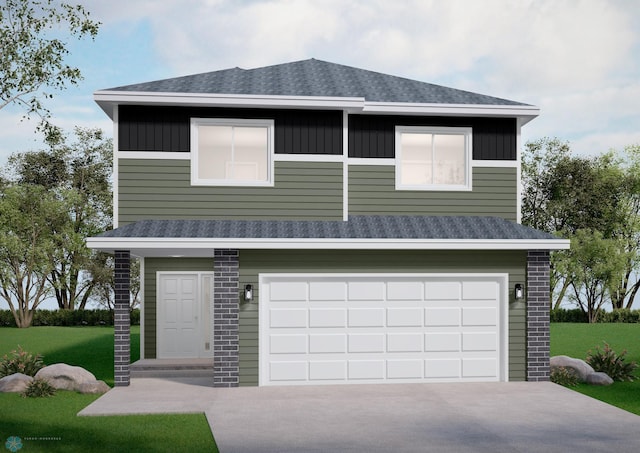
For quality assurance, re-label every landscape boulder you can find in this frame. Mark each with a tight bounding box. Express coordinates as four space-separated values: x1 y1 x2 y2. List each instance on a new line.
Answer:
0 373 33 393
78 380 111 394
585 372 614 386
550 355 595 381
35 363 108 393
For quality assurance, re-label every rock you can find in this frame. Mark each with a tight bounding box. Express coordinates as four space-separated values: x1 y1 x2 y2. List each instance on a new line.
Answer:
586 372 614 386
0 373 33 393
77 380 110 394
35 363 97 391
550 355 595 382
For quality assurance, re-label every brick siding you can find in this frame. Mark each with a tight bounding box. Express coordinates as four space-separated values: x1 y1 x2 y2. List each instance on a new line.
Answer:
527 250 551 381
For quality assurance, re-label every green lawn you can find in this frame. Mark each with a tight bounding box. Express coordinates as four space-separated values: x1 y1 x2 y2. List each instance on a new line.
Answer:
0 326 218 452
551 323 640 415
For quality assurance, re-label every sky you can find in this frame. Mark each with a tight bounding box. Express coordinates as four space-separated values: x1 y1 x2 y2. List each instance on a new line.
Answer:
1 0 639 163
1 0 639 310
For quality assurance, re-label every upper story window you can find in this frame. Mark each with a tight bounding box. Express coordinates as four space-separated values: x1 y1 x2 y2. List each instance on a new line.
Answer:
395 126 472 191
191 118 274 186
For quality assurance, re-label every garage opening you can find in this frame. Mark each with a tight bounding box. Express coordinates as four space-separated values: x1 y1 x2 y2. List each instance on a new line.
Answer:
259 274 508 386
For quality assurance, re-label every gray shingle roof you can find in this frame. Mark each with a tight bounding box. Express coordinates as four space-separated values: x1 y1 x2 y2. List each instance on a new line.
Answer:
98 216 555 241
105 59 526 106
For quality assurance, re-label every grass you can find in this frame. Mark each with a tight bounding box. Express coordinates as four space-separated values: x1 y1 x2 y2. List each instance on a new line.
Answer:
0 326 218 452
0 326 136 387
551 323 640 415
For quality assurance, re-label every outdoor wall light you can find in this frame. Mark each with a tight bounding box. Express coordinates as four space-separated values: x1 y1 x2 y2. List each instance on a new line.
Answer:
514 283 524 300
244 284 253 302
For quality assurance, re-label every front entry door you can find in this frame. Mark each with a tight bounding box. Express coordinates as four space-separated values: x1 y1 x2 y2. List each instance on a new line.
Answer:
157 273 213 358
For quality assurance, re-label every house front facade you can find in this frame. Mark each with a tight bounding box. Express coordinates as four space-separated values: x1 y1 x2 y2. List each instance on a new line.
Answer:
87 59 569 387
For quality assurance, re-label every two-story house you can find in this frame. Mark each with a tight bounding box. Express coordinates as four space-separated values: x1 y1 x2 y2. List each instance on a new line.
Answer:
87 59 569 388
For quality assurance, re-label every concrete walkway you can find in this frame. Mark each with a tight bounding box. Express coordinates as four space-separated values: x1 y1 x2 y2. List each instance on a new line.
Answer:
80 379 640 452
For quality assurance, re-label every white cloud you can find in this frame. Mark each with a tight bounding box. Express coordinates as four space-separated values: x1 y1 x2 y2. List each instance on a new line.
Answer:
3 0 638 161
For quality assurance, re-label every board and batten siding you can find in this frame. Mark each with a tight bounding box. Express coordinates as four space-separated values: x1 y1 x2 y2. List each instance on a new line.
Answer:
143 258 214 359
348 115 517 160
118 159 344 225
118 105 343 155
238 250 528 386
349 165 518 222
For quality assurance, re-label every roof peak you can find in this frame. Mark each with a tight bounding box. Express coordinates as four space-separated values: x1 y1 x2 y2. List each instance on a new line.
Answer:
103 58 530 107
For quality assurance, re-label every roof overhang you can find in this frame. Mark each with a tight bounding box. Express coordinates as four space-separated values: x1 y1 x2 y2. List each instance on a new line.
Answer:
87 237 570 258
94 91 540 124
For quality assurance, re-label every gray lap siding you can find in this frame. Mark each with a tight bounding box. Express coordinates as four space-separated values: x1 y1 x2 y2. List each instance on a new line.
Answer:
119 160 344 225
349 166 518 221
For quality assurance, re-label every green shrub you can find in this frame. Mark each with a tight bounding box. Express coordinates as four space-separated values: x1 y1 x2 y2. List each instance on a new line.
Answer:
550 308 589 323
0 309 140 327
21 378 56 398
0 346 44 377
586 342 638 382
550 366 579 387
597 309 640 323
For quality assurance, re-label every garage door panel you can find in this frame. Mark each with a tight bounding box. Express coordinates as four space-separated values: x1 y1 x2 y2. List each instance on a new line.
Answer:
309 308 346 328
425 308 460 327
309 281 347 301
425 359 461 378
387 281 423 300
387 333 423 352
425 333 461 352
387 308 423 327
462 307 498 326
425 281 461 300
309 334 346 354
348 281 385 301
270 362 307 381
387 360 423 379
270 335 307 354
309 361 346 380
462 281 498 300
270 308 307 328
348 334 385 353
462 358 498 378
348 360 385 379
270 281 307 301
348 308 385 327
462 332 497 352
261 275 505 386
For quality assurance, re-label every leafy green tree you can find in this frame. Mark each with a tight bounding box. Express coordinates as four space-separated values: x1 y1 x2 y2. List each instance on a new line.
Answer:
0 0 100 141
0 184 68 327
521 138 639 312
8 127 112 310
608 145 640 309
91 256 141 311
562 230 628 323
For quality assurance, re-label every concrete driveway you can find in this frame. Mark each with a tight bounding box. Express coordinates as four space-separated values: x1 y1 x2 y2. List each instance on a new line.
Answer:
80 379 640 453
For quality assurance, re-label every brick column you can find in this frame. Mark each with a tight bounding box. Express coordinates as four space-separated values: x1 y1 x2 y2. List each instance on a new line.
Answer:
213 249 240 387
527 250 551 381
114 250 131 386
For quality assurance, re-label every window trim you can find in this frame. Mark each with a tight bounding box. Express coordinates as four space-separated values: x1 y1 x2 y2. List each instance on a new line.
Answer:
395 126 472 191
190 117 275 187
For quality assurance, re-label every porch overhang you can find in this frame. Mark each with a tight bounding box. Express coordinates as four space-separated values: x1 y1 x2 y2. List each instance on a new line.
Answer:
86 216 570 258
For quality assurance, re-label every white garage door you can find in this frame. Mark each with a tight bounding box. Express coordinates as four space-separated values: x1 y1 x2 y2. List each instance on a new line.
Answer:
260 274 508 386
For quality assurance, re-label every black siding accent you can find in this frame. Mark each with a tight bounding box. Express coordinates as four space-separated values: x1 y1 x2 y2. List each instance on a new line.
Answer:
349 115 517 160
118 105 343 155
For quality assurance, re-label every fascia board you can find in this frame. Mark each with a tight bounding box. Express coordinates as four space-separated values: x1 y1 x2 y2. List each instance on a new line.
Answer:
362 102 540 123
94 91 366 118
94 91 540 123
87 237 571 252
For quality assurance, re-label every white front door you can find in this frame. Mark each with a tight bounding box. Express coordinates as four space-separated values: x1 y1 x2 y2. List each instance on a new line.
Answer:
157 273 213 359
260 273 508 386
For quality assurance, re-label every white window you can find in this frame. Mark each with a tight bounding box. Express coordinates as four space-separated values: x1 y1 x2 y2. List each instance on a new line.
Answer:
395 126 472 191
191 118 274 186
